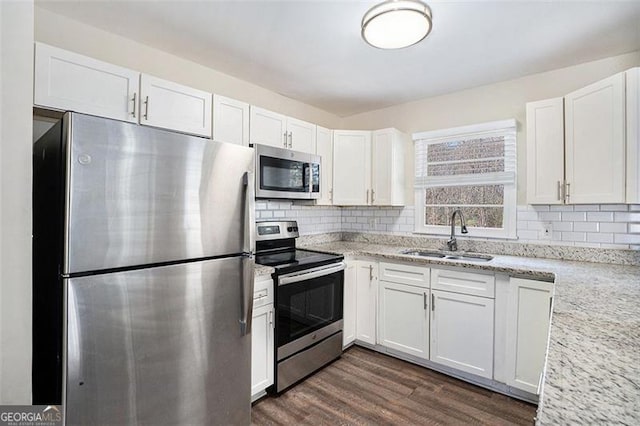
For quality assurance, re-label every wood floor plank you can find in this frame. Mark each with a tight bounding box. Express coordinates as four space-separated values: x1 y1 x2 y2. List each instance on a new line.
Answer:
252 346 536 426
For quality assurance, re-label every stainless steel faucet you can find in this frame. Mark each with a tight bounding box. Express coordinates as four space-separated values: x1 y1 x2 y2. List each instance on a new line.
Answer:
447 209 468 251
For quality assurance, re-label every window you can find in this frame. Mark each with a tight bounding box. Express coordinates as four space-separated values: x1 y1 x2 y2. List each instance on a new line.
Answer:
413 119 517 239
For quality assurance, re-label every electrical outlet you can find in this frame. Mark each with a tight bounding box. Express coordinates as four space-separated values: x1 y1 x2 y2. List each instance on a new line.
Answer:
541 222 553 240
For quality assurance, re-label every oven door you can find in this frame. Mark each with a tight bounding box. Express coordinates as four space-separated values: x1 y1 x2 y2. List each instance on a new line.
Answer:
276 262 345 360
255 144 313 199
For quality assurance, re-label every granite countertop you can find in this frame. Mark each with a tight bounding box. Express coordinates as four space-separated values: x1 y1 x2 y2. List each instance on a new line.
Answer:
299 241 640 425
254 264 275 277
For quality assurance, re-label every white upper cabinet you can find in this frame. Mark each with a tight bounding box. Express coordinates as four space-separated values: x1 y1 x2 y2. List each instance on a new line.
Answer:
316 126 334 205
565 72 626 203
626 68 640 203
250 106 288 149
287 117 317 153
371 128 406 206
139 74 212 137
34 42 139 123
526 98 565 204
249 106 316 153
333 130 372 205
212 94 249 146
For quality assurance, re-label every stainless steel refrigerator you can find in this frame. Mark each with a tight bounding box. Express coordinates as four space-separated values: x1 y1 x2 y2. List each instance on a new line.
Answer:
33 112 255 425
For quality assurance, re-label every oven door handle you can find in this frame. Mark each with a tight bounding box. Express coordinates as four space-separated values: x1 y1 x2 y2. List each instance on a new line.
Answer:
278 262 346 286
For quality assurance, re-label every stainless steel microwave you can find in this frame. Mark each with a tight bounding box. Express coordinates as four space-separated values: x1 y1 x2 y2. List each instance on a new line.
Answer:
254 144 321 200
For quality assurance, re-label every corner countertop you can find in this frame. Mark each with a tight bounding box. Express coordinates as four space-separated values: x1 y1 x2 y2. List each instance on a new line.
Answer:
299 241 640 425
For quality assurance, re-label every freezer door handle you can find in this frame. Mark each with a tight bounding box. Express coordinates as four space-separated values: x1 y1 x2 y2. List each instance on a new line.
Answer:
243 171 255 254
240 256 255 336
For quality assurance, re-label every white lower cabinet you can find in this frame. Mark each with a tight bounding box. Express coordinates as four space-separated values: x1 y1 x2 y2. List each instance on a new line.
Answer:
430 289 495 379
504 278 554 394
355 260 378 345
251 276 274 401
342 261 357 347
378 281 429 359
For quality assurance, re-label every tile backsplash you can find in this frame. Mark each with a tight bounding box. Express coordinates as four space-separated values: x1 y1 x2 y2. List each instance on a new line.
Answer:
257 201 640 250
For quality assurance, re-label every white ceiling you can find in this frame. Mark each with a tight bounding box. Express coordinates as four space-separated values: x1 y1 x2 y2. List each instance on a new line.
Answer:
36 0 640 117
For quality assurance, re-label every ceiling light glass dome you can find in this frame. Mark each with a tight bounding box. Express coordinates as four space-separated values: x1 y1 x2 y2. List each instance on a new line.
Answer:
361 0 433 49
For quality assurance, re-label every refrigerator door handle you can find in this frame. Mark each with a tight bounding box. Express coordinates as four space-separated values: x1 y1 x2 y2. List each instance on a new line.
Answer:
240 256 255 336
243 171 255 255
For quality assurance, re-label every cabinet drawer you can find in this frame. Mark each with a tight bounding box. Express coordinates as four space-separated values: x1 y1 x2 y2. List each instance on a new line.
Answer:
253 276 274 307
431 268 495 298
379 262 430 288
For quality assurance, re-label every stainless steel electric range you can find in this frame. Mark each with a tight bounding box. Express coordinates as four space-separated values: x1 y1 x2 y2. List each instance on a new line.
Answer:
255 221 345 393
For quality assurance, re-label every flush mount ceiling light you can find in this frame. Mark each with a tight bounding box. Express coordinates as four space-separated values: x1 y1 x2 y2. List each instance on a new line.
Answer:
361 0 433 49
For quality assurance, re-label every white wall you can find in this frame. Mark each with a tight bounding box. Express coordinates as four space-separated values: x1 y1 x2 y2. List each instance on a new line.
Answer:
339 51 640 204
34 7 342 130
0 0 34 404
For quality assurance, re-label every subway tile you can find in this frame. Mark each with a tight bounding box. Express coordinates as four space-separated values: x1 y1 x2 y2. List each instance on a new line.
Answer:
629 205 640 211
399 224 414 232
552 221 573 232
549 205 574 212
561 212 586 222
587 212 614 222
529 205 550 212
587 232 614 243
599 204 628 212
272 210 285 218
539 212 562 221
517 220 529 230
614 234 640 244
614 212 640 222
356 217 369 224
379 217 393 224
601 243 630 249
345 217 357 223
561 232 586 242
260 211 273 219
375 210 387 217
599 222 627 233
572 204 599 211
518 211 539 221
517 230 539 240
630 244 640 250
255 201 268 210
629 223 640 233
572 222 597 232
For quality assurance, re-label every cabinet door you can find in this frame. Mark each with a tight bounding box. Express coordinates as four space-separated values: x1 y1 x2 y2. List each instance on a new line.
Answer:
287 117 316 153
251 304 274 400
250 106 287 148
316 126 334 205
505 278 553 394
342 262 357 348
378 281 429 359
526 98 565 204
212 94 249 146
626 67 640 203
34 42 139 123
565 72 626 203
355 261 377 345
333 131 372 205
430 290 494 379
371 129 405 206
140 74 212 137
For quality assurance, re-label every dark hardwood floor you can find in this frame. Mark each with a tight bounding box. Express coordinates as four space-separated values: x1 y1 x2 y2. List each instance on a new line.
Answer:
252 346 537 425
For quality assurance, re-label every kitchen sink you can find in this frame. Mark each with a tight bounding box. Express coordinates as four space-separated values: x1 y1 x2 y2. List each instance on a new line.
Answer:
401 249 493 263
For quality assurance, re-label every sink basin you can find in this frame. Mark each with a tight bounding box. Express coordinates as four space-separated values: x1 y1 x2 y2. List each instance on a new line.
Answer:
401 249 493 263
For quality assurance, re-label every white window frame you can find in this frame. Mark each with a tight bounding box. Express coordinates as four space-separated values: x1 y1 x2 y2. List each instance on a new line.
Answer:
412 119 517 239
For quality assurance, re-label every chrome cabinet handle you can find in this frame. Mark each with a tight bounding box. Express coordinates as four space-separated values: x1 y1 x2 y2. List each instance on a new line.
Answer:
369 265 373 281
371 189 375 203
131 92 137 118
329 188 333 202
288 131 293 148
143 95 149 120
366 189 370 204
269 310 274 328
283 132 287 148
431 293 435 311
423 292 427 310
565 182 570 203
